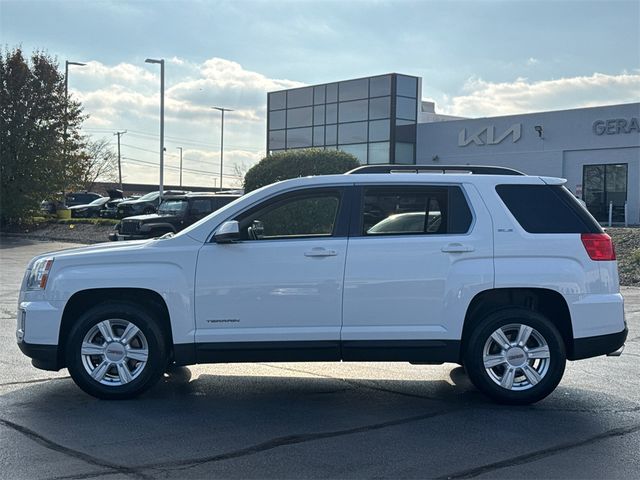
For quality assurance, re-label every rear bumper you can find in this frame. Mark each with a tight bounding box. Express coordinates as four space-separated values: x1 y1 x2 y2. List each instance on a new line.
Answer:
570 327 628 360
18 342 61 371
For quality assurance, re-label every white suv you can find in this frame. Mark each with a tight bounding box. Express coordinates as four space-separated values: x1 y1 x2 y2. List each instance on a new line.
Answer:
16 165 627 404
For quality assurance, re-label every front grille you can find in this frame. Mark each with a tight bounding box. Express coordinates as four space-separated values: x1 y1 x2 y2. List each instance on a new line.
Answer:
120 221 138 234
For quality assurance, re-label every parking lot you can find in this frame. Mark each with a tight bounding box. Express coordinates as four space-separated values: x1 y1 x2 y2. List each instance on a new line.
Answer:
1 236 639 479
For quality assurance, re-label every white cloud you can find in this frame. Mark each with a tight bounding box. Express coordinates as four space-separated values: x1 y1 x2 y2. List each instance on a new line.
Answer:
70 57 301 187
439 72 640 117
526 57 539 66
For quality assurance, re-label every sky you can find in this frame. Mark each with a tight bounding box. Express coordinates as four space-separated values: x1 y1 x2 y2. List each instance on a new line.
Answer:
2 0 639 188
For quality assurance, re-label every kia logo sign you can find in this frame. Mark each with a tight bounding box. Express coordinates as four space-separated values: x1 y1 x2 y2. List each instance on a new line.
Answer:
593 118 639 135
458 124 522 147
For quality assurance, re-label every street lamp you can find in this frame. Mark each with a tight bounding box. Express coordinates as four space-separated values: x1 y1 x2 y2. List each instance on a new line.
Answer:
145 58 165 200
64 61 86 163
212 106 233 191
176 147 183 187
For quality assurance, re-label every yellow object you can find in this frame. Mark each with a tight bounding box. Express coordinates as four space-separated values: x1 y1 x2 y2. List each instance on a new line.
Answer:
56 209 71 219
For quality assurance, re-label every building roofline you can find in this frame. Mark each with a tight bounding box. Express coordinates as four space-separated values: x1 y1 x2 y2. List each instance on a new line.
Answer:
267 72 420 94
418 102 640 126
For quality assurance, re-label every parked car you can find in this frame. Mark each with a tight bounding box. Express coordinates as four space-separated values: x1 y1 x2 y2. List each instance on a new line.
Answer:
116 190 188 218
65 191 103 207
16 165 627 403
69 190 124 218
111 193 240 241
69 196 109 218
40 199 63 215
99 198 129 219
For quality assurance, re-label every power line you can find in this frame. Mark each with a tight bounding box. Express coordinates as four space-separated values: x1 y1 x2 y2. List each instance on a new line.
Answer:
84 127 263 152
119 143 241 173
122 156 241 179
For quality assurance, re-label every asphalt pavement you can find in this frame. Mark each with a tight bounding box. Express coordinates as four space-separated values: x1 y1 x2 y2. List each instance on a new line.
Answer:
1 236 639 479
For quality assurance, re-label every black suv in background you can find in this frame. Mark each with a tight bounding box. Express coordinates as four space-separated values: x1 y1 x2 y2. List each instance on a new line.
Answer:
111 192 240 241
116 190 188 218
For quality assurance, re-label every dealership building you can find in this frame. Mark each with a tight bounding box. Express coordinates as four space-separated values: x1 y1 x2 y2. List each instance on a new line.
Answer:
267 73 639 224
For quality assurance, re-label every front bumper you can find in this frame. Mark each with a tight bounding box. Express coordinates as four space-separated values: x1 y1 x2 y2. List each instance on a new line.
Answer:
570 327 628 360
17 342 61 371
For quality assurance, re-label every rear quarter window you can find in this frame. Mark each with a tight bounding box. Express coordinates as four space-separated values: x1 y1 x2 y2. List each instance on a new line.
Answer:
496 184 602 234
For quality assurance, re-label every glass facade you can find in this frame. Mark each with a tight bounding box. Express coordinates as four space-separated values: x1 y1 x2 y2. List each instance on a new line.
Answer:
267 73 419 164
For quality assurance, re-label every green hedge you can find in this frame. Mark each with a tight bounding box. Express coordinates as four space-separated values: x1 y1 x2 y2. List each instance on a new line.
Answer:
244 149 360 193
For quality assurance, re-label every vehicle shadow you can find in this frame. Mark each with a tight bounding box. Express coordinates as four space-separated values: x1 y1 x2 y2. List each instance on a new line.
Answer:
1 365 638 477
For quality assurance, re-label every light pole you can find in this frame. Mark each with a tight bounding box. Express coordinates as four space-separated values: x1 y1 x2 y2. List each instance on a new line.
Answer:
176 147 183 187
63 61 86 169
114 130 127 191
212 106 233 191
145 58 165 200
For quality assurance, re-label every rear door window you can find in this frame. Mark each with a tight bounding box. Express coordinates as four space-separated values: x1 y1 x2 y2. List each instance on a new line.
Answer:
496 184 602 233
362 185 472 236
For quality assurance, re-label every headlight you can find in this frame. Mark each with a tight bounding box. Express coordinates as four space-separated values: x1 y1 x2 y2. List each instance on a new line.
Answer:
26 258 54 290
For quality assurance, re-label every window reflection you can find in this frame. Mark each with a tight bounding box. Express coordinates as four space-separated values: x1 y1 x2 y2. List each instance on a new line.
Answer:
287 127 312 148
339 143 367 164
339 99 368 123
269 91 286 110
396 97 417 120
396 75 417 98
287 107 313 128
369 120 389 141
269 110 286 130
268 130 285 150
287 87 313 108
370 75 391 97
369 97 390 120
338 122 367 144
368 142 389 164
339 78 368 101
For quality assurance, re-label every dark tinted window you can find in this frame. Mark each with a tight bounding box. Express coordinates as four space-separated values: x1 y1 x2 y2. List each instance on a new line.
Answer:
190 199 213 215
363 186 472 235
496 185 602 234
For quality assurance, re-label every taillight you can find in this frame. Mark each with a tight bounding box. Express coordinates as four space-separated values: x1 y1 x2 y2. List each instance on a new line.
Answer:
581 233 616 261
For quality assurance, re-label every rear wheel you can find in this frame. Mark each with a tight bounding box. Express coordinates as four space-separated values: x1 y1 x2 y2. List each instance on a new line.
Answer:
464 308 566 405
65 302 168 399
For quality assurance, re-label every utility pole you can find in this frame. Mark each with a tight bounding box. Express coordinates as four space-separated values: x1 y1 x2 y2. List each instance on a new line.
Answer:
145 58 165 200
176 147 183 187
212 106 233 191
114 130 127 191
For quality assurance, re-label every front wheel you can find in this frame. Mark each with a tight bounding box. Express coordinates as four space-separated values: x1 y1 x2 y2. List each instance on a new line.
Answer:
464 308 566 405
65 302 168 399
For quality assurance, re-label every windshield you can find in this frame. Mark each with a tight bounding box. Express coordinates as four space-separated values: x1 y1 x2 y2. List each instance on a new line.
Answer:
137 191 159 202
158 199 187 214
88 197 108 206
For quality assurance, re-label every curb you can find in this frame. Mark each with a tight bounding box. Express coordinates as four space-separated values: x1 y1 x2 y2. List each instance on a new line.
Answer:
0 232 94 245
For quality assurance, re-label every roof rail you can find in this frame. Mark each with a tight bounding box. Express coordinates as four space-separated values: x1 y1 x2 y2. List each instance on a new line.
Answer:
346 164 525 176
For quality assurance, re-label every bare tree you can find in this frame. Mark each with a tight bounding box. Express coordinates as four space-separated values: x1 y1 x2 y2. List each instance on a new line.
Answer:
72 138 119 192
232 161 251 188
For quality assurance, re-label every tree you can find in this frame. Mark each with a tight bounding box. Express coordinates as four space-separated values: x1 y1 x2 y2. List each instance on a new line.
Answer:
71 138 119 192
243 149 360 193
0 47 85 224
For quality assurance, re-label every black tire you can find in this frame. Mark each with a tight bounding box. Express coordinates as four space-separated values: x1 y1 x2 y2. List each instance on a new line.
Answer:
65 302 168 400
464 308 566 405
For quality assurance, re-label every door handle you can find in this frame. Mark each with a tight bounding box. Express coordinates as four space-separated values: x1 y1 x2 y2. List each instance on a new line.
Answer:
441 243 475 253
304 248 338 257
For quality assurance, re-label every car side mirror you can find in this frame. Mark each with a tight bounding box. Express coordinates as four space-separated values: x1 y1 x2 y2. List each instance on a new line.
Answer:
214 220 240 243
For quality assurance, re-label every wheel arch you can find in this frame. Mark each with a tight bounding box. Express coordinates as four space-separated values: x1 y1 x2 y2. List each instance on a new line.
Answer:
58 288 173 368
461 288 574 361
